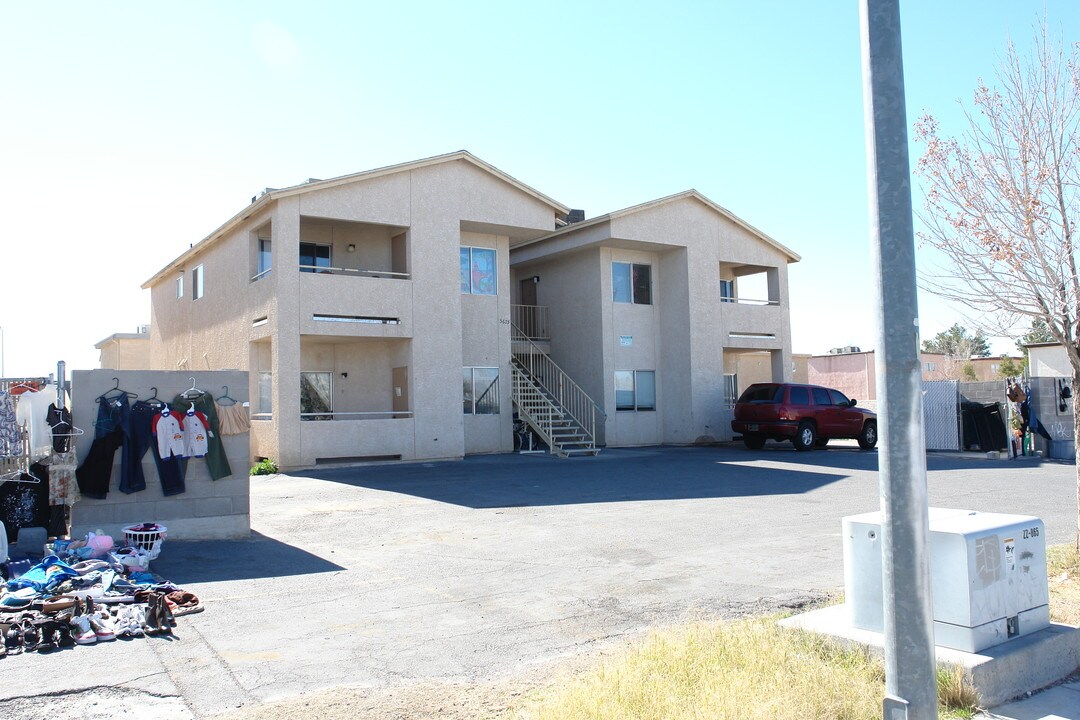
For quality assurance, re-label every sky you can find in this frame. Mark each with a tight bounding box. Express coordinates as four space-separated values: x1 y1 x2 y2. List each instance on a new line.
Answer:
1 1 1077 377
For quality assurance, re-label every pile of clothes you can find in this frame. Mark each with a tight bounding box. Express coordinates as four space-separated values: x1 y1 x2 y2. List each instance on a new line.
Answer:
0 533 202 656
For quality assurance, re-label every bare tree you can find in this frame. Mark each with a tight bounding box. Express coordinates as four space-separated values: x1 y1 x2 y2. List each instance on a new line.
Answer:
913 25 1080 546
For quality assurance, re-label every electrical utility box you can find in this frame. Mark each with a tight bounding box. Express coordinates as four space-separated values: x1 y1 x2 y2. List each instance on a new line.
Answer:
843 508 1050 653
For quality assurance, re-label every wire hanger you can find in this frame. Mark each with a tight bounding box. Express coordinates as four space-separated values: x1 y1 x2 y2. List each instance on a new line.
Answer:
95 377 139 403
217 385 237 406
142 386 167 409
181 377 206 400
0 466 41 484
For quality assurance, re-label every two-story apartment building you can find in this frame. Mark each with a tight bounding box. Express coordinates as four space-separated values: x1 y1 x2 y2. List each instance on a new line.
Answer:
509 191 799 447
140 151 799 468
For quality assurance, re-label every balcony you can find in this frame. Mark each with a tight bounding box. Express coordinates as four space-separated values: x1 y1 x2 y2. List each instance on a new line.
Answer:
720 295 783 349
299 272 412 337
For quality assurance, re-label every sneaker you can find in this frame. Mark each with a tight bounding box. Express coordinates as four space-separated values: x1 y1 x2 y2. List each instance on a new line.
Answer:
87 612 116 642
69 616 96 645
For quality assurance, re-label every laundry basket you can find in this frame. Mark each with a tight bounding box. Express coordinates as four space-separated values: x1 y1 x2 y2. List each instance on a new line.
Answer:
121 523 167 562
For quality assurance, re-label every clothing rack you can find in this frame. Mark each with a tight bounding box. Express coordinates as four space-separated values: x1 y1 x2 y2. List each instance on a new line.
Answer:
0 360 63 483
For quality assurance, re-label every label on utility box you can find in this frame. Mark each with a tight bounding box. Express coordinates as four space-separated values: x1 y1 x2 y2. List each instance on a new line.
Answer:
1004 538 1016 572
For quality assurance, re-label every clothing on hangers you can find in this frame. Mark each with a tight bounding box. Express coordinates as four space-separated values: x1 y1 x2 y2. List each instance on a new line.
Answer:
0 392 20 457
0 462 49 543
170 391 232 480
216 400 250 435
14 383 58 460
47 403 75 453
75 393 129 500
153 407 185 459
183 408 210 458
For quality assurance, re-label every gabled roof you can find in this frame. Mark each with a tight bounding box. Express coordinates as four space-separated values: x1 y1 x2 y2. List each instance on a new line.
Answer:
143 151 569 288
516 189 800 262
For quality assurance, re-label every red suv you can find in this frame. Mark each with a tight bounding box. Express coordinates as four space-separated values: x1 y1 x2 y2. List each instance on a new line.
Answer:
731 383 877 451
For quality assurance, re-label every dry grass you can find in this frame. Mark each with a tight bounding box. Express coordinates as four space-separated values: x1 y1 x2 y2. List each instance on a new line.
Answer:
510 618 885 720
508 616 985 720
1048 543 1080 626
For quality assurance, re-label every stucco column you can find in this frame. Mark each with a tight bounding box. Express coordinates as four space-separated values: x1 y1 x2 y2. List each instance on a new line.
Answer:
270 197 303 468
408 216 466 459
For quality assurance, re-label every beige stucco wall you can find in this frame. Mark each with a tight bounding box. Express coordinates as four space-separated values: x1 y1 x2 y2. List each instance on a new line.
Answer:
1029 345 1071 378
98 336 152 370
511 195 795 446
145 157 554 469
808 352 877 402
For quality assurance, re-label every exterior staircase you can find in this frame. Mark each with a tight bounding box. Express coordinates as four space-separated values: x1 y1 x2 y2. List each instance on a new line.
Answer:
511 323 603 458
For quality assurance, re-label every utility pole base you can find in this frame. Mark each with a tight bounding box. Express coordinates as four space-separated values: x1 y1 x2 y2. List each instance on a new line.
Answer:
884 695 909 719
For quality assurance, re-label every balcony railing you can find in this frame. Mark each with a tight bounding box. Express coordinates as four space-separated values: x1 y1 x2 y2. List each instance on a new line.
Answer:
299 264 410 279
512 305 548 340
720 296 779 306
300 411 413 420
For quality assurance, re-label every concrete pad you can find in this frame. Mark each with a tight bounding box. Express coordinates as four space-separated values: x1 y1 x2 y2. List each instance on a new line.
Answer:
980 680 1080 719
780 604 1080 709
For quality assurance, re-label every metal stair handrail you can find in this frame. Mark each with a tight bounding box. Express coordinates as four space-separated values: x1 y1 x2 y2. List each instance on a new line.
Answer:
511 322 605 448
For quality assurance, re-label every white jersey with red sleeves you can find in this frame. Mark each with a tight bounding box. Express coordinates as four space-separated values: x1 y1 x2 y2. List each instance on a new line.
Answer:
183 410 210 458
152 409 185 459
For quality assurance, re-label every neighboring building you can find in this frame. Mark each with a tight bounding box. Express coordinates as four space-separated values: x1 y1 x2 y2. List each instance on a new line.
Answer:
1026 342 1072 378
141 151 799 468
95 326 151 370
808 349 1023 401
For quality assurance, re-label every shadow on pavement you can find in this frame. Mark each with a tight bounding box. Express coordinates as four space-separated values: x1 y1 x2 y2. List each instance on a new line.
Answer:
152 531 345 584
298 446 850 509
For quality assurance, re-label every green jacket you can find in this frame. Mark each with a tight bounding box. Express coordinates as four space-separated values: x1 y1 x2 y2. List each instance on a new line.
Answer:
171 392 233 481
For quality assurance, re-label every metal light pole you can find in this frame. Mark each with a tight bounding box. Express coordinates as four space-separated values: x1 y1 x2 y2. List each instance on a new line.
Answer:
859 1 938 719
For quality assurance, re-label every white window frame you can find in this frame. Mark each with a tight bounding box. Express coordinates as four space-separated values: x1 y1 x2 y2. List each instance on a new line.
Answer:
192 264 204 300
463 367 500 415
723 373 738 408
175 273 184 299
460 246 497 296
256 238 272 279
615 369 656 411
612 262 652 305
257 371 272 415
720 279 735 304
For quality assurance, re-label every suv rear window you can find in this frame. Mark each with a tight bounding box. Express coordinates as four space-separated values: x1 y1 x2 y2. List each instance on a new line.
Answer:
737 384 782 403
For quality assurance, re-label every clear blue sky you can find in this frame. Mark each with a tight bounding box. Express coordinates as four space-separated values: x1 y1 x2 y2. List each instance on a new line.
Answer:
2 1 1076 377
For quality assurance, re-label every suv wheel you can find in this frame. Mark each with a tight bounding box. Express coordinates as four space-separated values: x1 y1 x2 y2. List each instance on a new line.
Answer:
743 434 766 450
793 421 816 452
858 421 878 450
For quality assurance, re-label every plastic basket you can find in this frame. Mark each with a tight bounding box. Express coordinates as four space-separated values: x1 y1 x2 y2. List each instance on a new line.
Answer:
121 523 167 561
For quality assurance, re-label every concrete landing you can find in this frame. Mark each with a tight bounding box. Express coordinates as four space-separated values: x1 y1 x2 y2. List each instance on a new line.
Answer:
780 604 1080 710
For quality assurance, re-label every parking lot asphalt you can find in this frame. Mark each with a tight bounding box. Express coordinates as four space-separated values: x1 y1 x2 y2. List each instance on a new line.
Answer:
1 444 1076 718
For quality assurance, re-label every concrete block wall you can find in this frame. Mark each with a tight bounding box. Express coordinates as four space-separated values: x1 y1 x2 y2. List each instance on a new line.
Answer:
1027 377 1075 461
958 381 1006 406
70 370 250 540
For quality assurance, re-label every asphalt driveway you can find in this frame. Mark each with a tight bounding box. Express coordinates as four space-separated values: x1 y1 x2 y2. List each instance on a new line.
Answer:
2 445 1076 718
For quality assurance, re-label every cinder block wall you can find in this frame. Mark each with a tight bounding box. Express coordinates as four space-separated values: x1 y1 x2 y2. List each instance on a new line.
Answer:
1027 377 1075 461
958 380 1005 405
70 370 250 540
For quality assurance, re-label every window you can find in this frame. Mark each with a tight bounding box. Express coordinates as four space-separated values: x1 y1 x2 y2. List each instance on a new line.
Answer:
299 242 331 273
463 367 500 414
460 247 496 295
723 374 738 408
788 386 810 405
612 262 652 304
258 372 272 414
257 238 272 279
192 264 204 300
828 389 852 406
175 273 184 299
300 371 332 420
924 362 936 372
737 384 782 404
812 387 831 405
615 370 656 411
720 279 735 303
